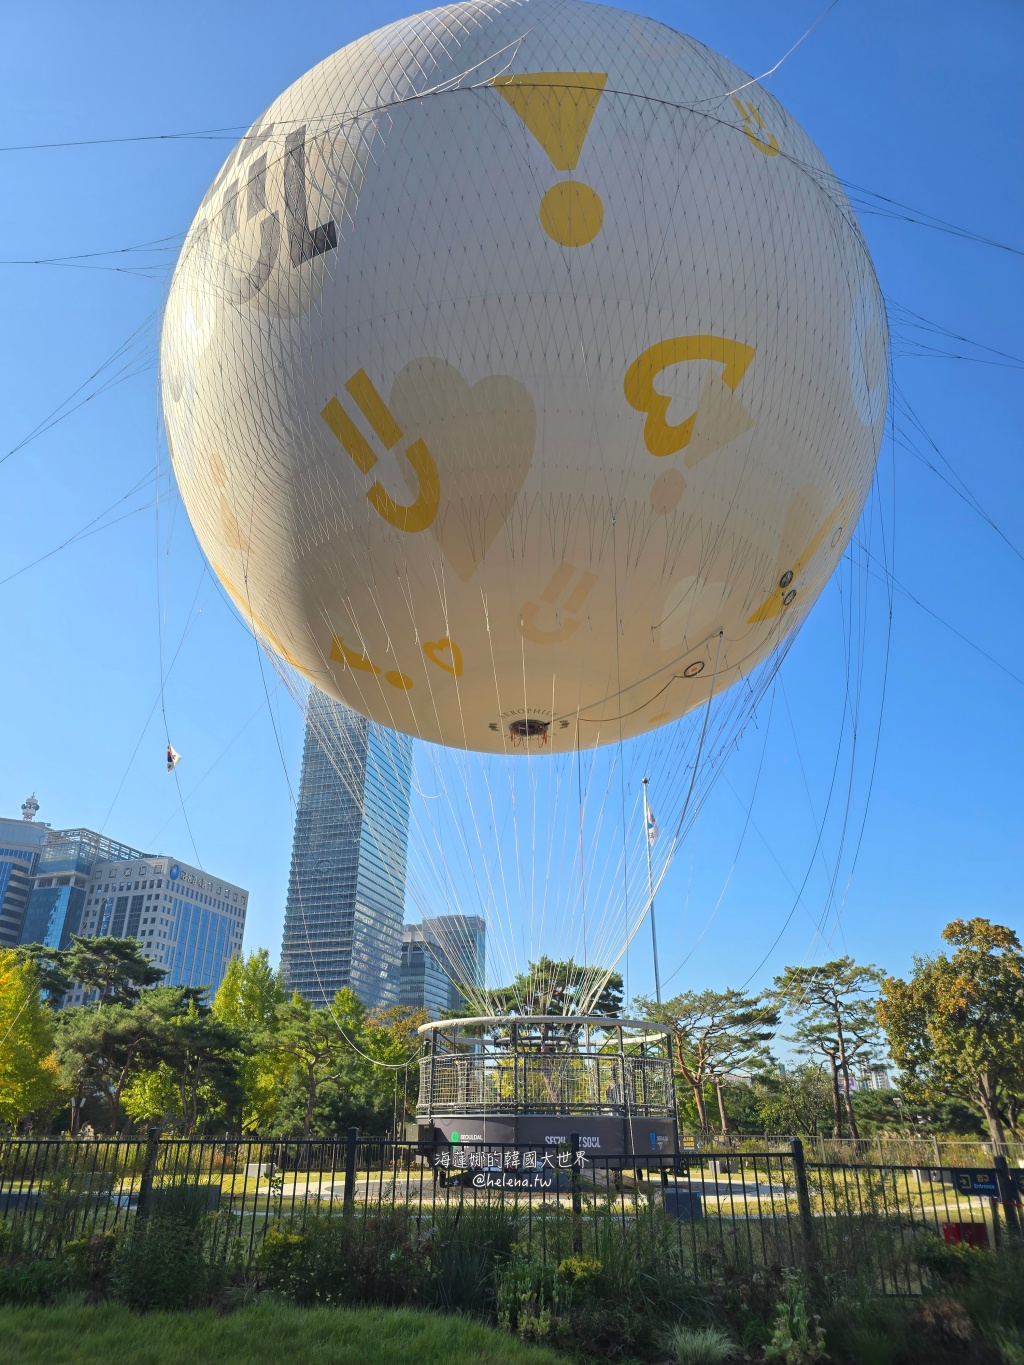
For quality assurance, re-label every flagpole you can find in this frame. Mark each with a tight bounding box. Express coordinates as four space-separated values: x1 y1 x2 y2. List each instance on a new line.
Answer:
642 776 662 1004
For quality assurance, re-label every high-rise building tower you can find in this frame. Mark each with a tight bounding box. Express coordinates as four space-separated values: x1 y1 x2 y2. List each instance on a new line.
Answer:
0 798 49 948
16 821 248 1004
69 854 248 1004
20 828 145 952
280 690 413 1010
400 915 486 1018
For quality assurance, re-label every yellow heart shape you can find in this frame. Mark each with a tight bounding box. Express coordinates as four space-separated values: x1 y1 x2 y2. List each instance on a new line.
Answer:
390 358 536 581
423 636 463 677
624 335 755 458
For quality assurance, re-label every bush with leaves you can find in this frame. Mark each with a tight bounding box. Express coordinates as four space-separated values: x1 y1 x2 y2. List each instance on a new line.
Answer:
111 1213 223 1311
422 1202 521 1315
254 1210 424 1307
495 1231 681 1358
64 1230 121 1300
764 1271 829 1363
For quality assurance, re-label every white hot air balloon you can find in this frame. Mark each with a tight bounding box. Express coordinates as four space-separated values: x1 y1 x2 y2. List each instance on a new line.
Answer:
161 0 887 756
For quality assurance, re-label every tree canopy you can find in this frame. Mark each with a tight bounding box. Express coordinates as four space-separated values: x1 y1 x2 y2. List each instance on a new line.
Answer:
488 957 622 1019
0 950 62 1126
773 958 883 1139
877 918 1024 1150
637 988 778 1136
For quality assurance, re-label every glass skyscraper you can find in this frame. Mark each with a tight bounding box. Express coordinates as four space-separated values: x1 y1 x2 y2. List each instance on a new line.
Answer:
400 915 486 1019
20 828 145 951
19 829 248 1006
280 690 413 1010
0 801 49 948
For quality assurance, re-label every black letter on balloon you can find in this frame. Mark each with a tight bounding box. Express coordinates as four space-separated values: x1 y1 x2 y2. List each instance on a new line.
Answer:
285 126 338 266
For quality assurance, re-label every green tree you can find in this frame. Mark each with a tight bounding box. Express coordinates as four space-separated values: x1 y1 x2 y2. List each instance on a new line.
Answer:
65 935 166 1005
264 990 364 1140
773 958 883 1139
877 918 1024 1151
213 949 286 1131
14 944 73 1004
21 935 167 1009
0 950 63 1127
637 989 779 1137
267 993 424 1138
52 999 162 1135
366 1004 429 1133
213 949 284 1032
488 957 623 1020
123 991 244 1134
849 1088 985 1139
753 1063 835 1137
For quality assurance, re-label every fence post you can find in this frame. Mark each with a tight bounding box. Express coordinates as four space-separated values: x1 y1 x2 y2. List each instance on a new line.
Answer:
343 1127 359 1212
993 1154 1022 1242
569 1133 583 1254
136 1126 160 1221
790 1138 815 1267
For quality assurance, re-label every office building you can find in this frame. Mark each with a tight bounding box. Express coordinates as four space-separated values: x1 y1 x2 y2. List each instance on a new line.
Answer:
400 915 486 1018
66 854 248 1005
280 689 413 1011
0 797 49 948
20 827 146 953
15 815 248 1004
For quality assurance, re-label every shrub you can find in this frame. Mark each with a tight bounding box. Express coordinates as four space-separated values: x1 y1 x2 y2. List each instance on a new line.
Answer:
764 1271 829 1364
0 1257 71 1306
818 1296 915 1365
112 1215 216 1311
556 1254 603 1288
665 1324 738 1365
253 1227 306 1297
495 1249 557 1342
254 1210 424 1308
990 1325 1024 1365
65 1230 120 1300
495 1241 655 1359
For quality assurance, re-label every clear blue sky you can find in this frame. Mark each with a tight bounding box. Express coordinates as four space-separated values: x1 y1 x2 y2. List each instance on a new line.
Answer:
1 0 1021 1002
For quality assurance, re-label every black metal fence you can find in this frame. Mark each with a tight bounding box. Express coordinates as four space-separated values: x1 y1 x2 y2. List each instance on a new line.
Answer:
1 1132 1021 1294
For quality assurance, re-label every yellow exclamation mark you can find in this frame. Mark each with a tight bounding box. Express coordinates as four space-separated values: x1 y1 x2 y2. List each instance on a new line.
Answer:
491 72 607 247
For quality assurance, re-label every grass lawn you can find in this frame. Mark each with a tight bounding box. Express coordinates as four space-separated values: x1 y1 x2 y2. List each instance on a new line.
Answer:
0 1301 573 1365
